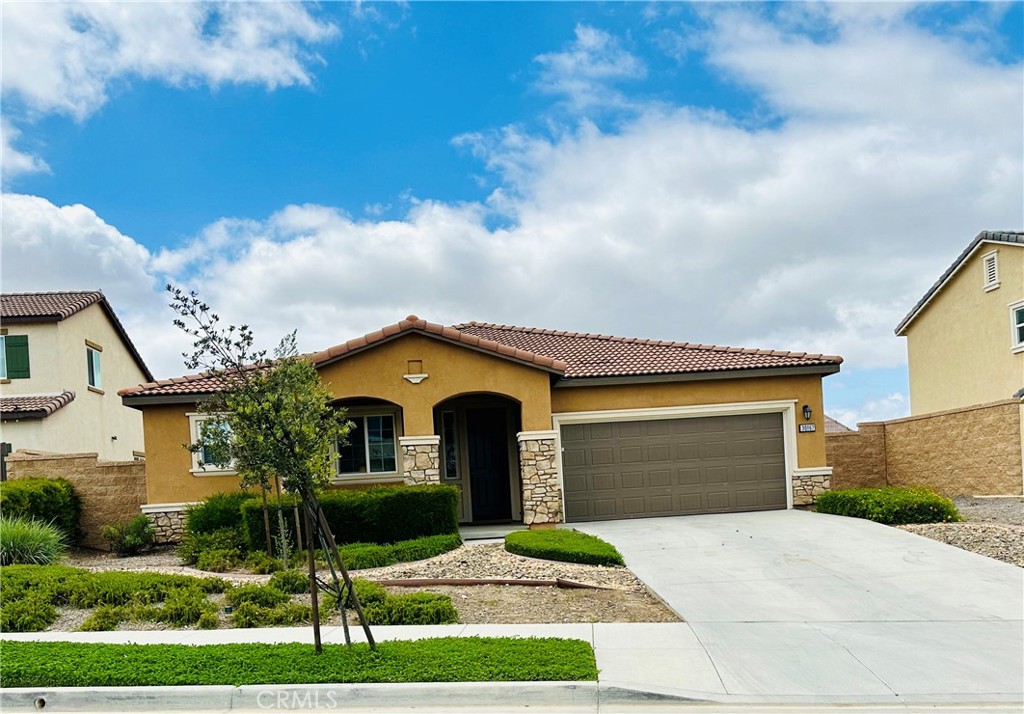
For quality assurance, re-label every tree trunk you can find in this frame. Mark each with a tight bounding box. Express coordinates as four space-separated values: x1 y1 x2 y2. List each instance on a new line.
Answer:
260 485 273 554
305 508 322 655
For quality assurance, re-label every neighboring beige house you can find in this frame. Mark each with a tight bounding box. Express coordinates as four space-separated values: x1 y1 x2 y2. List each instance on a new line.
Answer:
896 230 1024 415
1 291 153 461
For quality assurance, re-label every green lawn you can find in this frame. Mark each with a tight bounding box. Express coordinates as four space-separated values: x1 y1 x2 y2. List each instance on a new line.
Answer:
0 637 598 687
505 529 625 567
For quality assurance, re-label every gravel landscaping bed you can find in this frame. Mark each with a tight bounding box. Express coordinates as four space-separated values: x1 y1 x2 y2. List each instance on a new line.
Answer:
898 496 1023 568
47 541 673 627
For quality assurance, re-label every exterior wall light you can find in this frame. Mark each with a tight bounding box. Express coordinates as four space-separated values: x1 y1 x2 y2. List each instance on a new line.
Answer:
802 405 813 421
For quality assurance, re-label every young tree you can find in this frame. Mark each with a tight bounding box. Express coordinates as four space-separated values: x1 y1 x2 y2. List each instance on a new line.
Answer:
169 285 375 652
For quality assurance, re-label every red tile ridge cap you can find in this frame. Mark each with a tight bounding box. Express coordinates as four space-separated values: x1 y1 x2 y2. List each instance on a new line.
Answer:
454 321 843 364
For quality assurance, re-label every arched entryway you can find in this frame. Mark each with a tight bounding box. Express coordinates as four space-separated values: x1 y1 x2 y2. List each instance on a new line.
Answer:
434 394 523 524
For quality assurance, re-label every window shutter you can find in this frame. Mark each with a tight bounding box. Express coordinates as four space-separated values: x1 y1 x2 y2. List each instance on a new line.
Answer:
5 335 30 379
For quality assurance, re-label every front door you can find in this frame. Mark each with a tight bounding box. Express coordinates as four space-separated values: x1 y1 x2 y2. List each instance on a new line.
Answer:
465 407 513 522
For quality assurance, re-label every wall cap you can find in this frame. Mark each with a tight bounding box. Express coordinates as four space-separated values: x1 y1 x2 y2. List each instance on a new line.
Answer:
517 430 559 441
141 502 198 513
398 435 441 446
793 467 833 477
852 398 1019 428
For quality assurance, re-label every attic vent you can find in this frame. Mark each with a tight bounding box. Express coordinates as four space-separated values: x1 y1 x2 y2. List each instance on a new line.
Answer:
983 251 999 291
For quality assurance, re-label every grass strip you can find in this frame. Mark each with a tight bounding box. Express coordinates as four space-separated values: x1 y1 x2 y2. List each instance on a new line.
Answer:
0 637 597 687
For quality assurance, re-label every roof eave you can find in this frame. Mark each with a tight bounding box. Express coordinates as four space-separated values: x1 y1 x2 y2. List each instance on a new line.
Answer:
895 234 1023 336
554 363 841 388
313 328 566 376
0 411 48 421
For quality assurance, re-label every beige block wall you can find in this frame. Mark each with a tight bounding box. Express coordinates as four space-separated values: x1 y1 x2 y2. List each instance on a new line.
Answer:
827 400 1023 496
5 450 147 550
905 245 1024 415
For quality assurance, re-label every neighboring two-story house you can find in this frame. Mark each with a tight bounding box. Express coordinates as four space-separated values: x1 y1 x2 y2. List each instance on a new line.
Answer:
1 291 154 460
896 230 1024 415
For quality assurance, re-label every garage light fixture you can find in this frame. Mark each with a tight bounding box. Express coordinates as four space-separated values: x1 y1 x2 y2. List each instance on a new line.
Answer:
802 405 813 421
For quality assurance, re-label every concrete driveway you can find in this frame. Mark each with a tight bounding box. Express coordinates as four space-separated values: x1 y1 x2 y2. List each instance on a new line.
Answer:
576 510 1024 704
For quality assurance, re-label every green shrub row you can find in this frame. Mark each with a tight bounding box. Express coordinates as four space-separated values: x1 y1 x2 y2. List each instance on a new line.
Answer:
814 487 962 525
504 529 625 567
0 516 66 566
340 578 457 626
0 478 82 542
230 601 315 628
334 533 462 570
79 590 219 631
186 492 258 535
239 485 459 550
0 638 600 687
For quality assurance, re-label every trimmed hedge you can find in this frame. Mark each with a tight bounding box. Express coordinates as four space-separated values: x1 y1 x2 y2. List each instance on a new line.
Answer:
0 478 82 542
185 492 257 535
0 638 600 686
505 529 625 567
240 485 459 549
815 487 962 525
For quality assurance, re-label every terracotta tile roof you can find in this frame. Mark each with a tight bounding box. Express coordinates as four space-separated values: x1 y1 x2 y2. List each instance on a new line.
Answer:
454 322 843 379
825 415 854 433
1 391 76 419
2 291 154 381
121 316 842 400
895 230 1024 335
1 291 104 321
308 315 568 373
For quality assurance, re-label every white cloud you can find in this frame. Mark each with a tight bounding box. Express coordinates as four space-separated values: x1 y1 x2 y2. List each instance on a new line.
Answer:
534 24 647 112
1 119 50 184
830 392 910 429
1 2 338 121
1 6 1020 385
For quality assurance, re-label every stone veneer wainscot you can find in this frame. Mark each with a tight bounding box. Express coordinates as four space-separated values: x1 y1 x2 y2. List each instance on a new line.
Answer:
517 430 563 526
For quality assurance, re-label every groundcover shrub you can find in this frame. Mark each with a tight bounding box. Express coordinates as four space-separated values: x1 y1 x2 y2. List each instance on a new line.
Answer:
0 638 599 687
240 485 459 550
362 592 458 626
0 478 82 542
505 529 625 567
178 527 247 567
268 569 309 594
815 487 962 525
0 516 66 565
101 515 155 557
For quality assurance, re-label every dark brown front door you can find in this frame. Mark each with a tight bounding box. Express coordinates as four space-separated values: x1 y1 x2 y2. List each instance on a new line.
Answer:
466 407 513 521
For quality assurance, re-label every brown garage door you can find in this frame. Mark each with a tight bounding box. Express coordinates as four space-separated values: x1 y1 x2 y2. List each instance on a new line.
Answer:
562 412 787 522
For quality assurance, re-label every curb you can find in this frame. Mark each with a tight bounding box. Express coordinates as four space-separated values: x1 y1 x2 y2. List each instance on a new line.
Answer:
0 681 701 712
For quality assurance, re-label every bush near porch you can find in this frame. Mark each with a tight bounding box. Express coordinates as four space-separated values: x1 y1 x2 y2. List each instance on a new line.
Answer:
505 530 625 567
238 484 460 549
815 486 962 525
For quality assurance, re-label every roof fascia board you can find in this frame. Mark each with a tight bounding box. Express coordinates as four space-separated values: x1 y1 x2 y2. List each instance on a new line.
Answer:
121 394 212 408
554 363 840 387
1 411 48 421
314 329 564 375
896 238 1022 336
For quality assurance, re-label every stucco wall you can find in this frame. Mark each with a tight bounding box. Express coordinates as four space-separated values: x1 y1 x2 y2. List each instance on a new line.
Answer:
2 304 148 460
552 373 829 468
5 450 147 550
317 333 555 434
827 400 1023 496
905 245 1024 415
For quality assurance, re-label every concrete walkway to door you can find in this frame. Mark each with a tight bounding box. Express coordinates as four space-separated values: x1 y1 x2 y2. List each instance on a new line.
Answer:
575 510 1024 704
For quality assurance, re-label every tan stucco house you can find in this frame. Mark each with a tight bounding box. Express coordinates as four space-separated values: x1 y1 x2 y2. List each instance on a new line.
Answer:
121 316 841 533
1 291 153 461
896 230 1024 415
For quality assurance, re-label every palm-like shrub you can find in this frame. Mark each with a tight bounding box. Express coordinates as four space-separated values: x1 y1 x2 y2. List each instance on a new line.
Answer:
0 516 66 566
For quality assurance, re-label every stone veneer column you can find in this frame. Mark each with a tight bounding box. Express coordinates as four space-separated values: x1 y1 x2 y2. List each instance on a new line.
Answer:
792 468 832 506
517 430 563 526
399 435 441 485
140 503 190 544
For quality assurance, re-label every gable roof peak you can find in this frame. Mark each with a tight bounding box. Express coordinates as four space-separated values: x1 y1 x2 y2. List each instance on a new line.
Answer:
895 229 1024 335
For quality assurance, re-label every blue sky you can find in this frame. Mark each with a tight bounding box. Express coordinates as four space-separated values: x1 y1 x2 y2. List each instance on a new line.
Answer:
2 2 1022 426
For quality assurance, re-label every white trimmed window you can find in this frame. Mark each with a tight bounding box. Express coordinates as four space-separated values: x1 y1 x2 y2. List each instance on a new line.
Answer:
1011 301 1024 352
86 345 102 389
983 251 999 291
188 414 235 473
336 414 398 476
